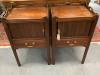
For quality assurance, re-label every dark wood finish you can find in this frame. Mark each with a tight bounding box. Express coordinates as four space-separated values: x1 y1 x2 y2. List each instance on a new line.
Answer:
81 14 99 64
51 5 98 64
0 0 98 65
1 6 51 66
51 6 94 18
56 37 89 47
1 18 21 66
13 39 46 48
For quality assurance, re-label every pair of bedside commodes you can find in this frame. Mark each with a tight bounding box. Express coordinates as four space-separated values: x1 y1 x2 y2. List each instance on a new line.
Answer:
0 0 98 66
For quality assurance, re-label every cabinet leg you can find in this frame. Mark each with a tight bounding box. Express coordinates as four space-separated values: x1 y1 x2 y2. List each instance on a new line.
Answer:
81 45 90 64
47 47 51 65
12 47 21 66
51 46 55 65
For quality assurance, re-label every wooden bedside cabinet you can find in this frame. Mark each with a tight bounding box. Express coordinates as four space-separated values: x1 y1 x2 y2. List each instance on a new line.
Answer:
1 2 51 66
0 0 99 66
50 0 99 64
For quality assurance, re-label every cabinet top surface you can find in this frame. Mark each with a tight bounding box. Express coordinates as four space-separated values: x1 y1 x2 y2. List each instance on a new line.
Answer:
6 7 48 20
51 5 94 19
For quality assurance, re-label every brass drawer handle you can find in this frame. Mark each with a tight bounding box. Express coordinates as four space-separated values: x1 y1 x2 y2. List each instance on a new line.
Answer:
66 41 70 44
74 40 77 43
25 42 35 48
32 42 36 45
25 43 33 48
25 42 35 45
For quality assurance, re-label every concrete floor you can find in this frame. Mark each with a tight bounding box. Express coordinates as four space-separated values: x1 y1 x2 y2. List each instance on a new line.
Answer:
0 43 100 75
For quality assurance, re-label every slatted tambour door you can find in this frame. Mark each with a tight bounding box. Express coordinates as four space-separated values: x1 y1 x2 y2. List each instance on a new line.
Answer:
6 7 48 39
58 21 92 37
8 22 45 39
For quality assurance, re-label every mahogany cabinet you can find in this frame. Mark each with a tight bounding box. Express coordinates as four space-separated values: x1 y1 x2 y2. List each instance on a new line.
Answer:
50 1 99 64
1 2 51 66
0 0 99 66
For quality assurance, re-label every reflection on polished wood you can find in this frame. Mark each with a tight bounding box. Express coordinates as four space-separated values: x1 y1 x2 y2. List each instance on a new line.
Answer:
7 7 48 20
52 5 94 19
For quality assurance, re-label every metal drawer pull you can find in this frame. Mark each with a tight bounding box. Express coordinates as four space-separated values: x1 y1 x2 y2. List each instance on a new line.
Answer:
25 43 33 47
57 29 61 40
25 42 35 48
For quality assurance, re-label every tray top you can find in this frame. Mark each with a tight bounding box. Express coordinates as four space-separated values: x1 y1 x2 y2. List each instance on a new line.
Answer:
51 5 94 19
6 7 48 20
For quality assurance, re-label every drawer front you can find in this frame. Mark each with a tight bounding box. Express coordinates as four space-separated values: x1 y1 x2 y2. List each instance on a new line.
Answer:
56 38 89 47
13 39 46 48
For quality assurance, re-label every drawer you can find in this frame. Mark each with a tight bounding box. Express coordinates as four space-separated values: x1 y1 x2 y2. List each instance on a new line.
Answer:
56 39 73 47
13 39 46 48
56 38 89 47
